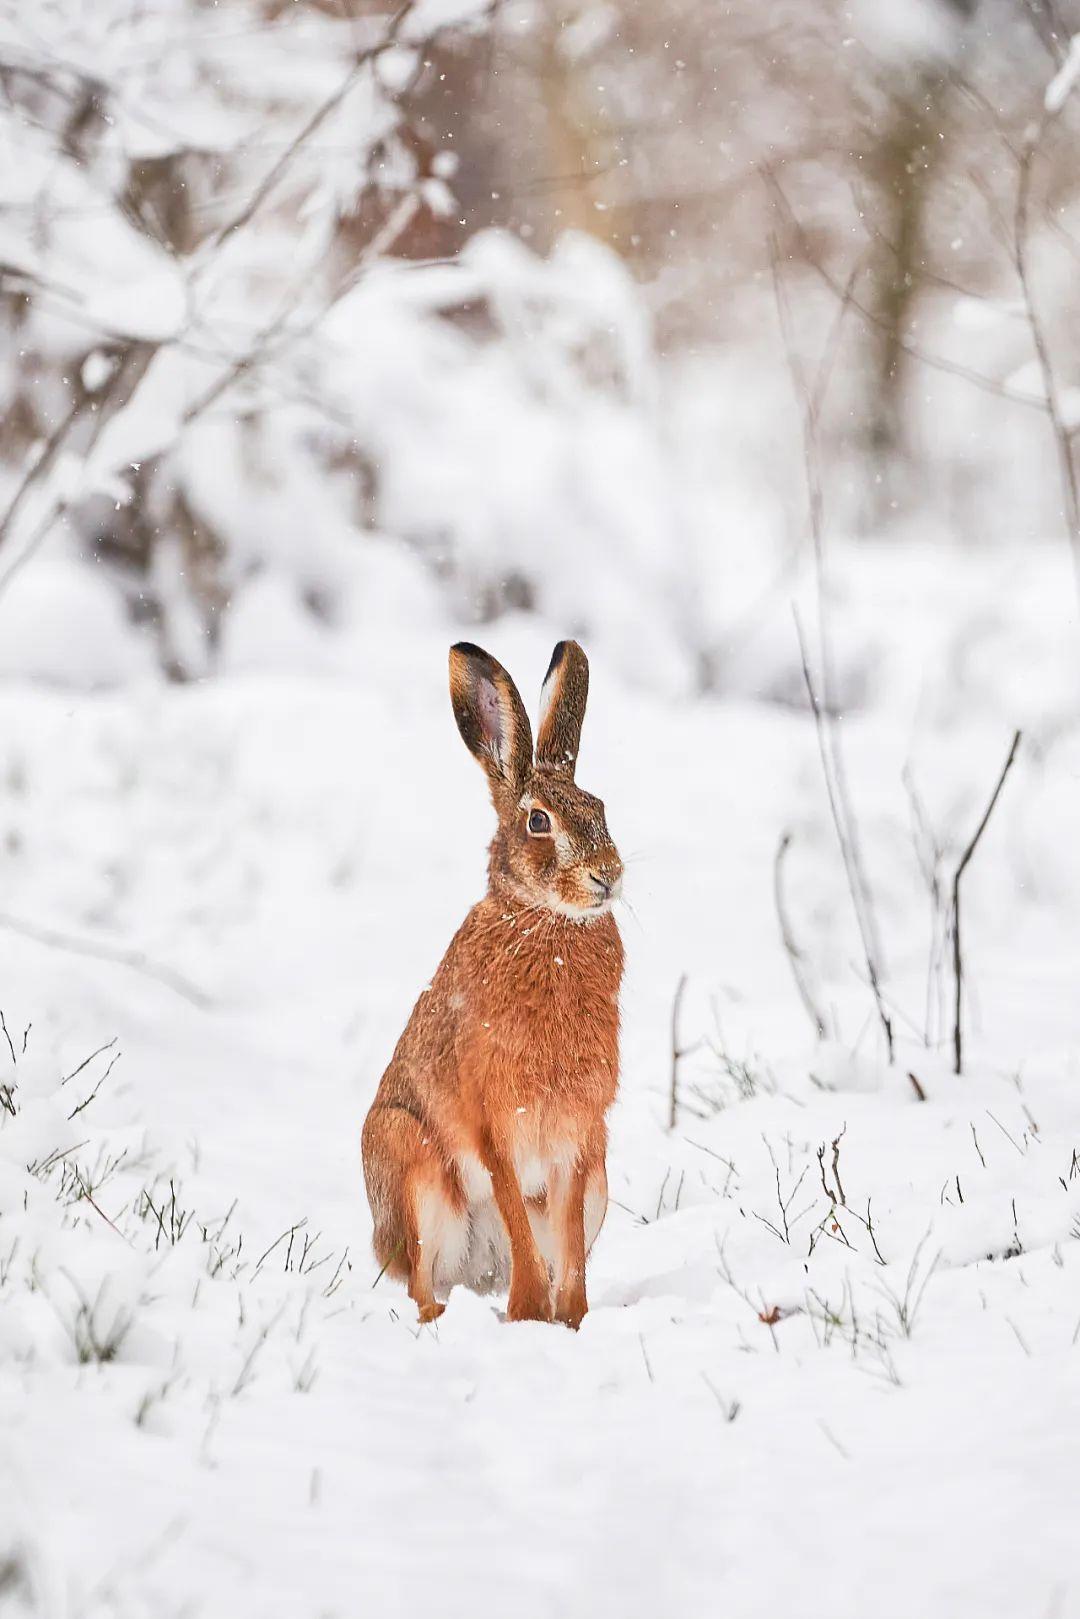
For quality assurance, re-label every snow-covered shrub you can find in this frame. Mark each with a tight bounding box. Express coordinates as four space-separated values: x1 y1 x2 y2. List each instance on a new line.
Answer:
0 0 495 679
0 1017 345 1387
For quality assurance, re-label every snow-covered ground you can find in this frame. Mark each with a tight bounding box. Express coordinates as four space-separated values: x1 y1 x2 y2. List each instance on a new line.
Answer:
1 538 1078 1618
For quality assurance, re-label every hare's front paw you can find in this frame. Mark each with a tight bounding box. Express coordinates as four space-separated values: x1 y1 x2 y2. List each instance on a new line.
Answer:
507 1271 553 1324
554 1286 588 1330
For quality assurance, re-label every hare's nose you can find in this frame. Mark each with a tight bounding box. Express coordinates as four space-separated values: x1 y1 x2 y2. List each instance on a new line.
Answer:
588 872 617 899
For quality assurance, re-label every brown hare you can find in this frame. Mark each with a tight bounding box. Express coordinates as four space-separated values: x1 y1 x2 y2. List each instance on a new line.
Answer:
361 640 624 1327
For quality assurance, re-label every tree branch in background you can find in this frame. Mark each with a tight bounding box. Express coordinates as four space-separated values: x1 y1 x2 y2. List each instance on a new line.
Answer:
763 167 1047 413
185 190 423 429
773 72 1080 620
0 910 212 1010
206 2 418 257
0 340 155 605
773 831 828 1040
0 390 86 552
770 232 893 1059
770 235 886 975
1014 109 1080 610
951 730 1022 1075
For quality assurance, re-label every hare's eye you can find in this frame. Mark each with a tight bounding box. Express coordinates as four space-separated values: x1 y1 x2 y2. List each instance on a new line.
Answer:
527 808 552 836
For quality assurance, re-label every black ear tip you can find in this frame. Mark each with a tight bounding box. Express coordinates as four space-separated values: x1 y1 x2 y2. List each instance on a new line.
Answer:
452 641 488 660
544 641 569 681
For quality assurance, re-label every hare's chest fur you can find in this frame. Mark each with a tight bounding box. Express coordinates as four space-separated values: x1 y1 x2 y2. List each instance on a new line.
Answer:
451 901 623 1107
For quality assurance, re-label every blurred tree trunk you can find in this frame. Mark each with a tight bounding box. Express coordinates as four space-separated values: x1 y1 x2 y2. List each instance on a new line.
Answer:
866 75 946 480
537 14 621 247
863 0 977 528
540 34 593 237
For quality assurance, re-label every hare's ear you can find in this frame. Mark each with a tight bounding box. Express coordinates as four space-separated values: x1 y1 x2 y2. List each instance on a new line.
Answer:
449 642 533 799
536 640 589 776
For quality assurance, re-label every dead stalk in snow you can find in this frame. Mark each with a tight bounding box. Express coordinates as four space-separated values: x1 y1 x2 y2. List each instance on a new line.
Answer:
951 730 1022 1074
903 766 949 1047
816 1126 847 1208
771 238 892 1059
667 972 703 1130
793 612 894 1062
700 1373 741 1422
874 1230 941 1339
773 831 828 1039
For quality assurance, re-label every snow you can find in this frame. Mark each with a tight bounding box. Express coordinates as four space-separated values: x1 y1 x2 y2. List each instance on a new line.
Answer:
2 1 1080 1606
402 0 496 43
1 537 1078 1616
0 562 156 688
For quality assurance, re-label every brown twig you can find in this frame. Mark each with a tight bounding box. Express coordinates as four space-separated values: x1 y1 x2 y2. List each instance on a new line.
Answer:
668 972 700 1130
816 1125 847 1208
951 730 1022 1074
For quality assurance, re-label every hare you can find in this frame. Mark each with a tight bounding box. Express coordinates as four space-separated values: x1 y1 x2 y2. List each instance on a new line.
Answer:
361 640 624 1327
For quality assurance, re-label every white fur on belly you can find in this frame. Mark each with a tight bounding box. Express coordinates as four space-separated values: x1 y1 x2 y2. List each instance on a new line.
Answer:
431 1139 602 1298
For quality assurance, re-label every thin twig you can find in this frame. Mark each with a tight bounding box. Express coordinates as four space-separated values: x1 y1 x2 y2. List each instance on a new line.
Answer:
67 1048 122 1120
0 1010 16 1067
773 831 828 1039
0 392 85 553
668 972 687 1129
667 973 704 1130
0 341 155 607
61 1037 119 1086
952 731 1022 1074
771 231 891 1054
763 166 1047 413
793 611 894 1061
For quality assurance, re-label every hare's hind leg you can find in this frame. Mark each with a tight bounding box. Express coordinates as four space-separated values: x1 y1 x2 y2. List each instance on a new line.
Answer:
362 1104 466 1324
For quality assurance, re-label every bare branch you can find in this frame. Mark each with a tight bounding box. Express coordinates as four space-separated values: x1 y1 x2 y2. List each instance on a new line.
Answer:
0 391 85 554
668 972 694 1130
764 167 1047 413
207 3 417 257
952 730 1022 1074
1014 112 1080 612
0 910 212 1010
